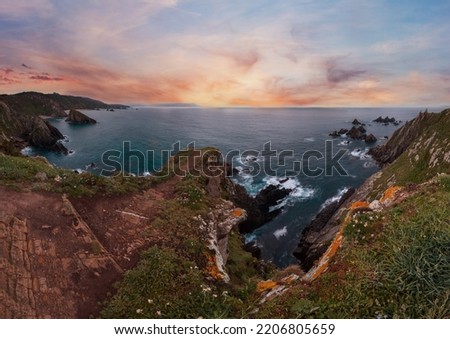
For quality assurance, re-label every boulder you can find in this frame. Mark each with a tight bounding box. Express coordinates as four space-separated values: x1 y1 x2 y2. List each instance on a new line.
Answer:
352 118 362 125
66 109 96 124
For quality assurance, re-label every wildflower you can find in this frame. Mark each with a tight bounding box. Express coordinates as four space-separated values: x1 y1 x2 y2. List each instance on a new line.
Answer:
136 309 143 314
147 299 153 304
156 310 161 316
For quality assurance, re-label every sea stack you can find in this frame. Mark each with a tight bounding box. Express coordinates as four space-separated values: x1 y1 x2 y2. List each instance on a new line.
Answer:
66 109 97 124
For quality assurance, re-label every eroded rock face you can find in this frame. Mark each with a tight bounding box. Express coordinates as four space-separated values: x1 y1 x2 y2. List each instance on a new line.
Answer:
66 109 97 124
293 187 355 271
21 117 68 154
201 201 247 282
369 111 433 165
0 192 123 318
228 183 292 234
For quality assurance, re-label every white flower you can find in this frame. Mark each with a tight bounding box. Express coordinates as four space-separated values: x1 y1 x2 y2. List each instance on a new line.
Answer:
147 299 153 304
136 309 143 314
156 310 161 316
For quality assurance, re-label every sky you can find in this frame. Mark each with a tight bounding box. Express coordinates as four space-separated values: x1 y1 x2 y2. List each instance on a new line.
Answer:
1 0 450 106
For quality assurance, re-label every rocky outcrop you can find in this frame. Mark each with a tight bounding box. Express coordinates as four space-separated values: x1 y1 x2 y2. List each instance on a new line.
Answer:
293 188 355 271
346 125 366 139
228 183 292 234
364 133 377 143
0 92 125 155
352 118 362 125
201 201 247 282
368 111 435 165
329 128 348 137
373 116 396 123
21 117 68 154
66 109 97 124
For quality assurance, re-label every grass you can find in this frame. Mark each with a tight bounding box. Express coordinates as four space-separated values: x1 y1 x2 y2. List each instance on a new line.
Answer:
371 110 450 198
0 153 173 197
257 177 450 318
100 246 237 319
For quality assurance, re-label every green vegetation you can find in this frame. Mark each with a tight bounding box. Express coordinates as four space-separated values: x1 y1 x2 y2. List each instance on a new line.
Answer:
257 177 450 318
101 246 235 319
0 153 160 197
372 110 450 198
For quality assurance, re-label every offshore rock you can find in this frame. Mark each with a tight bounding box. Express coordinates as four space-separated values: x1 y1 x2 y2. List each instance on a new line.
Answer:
66 109 97 124
229 184 292 234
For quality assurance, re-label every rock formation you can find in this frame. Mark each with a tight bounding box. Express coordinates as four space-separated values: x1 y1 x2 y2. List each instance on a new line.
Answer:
66 109 97 124
21 117 68 154
368 111 441 165
293 188 355 271
364 133 377 143
227 183 292 234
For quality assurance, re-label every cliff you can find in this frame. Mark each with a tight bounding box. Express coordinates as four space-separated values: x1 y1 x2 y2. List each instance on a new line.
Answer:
0 92 125 154
0 149 263 318
1 108 449 319
261 108 449 318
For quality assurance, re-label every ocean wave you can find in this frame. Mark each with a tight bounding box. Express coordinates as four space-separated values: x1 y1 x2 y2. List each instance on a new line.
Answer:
239 154 264 165
273 226 288 240
320 187 350 210
304 137 315 142
350 147 371 160
20 147 34 156
263 176 315 212
338 140 352 146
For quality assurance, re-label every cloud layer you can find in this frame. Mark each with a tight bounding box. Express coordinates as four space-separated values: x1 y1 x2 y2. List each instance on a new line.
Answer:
1 0 449 106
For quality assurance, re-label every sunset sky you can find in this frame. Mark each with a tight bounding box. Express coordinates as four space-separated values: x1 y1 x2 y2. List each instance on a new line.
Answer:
1 0 449 106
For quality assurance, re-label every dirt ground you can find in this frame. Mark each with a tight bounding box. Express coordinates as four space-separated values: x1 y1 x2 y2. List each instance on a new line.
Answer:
0 176 180 318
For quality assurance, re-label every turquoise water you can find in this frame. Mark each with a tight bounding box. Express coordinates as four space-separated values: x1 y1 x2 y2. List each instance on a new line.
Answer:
25 106 425 266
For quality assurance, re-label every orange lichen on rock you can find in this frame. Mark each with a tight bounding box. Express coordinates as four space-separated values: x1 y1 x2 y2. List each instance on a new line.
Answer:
303 232 344 282
350 201 370 210
256 280 278 292
380 186 402 204
205 253 224 281
231 208 244 218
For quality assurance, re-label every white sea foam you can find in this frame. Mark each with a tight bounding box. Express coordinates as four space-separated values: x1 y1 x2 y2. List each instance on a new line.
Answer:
350 147 371 160
20 147 33 156
304 137 315 142
263 176 315 212
320 187 350 210
239 154 263 165
338 140 351 146
273 226 288 240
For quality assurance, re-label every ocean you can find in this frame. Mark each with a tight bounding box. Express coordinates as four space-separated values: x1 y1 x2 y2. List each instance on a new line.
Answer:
23 106 427 266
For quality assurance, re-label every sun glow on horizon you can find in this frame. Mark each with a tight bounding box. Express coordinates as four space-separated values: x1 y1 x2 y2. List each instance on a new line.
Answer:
1 1 450 107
